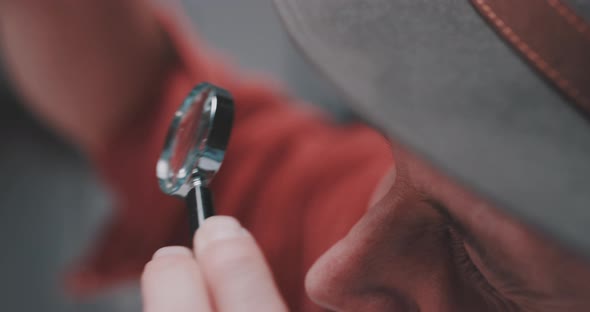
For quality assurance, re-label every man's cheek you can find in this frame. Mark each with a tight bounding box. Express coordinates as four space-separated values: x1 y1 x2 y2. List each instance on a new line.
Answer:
305 200 480 311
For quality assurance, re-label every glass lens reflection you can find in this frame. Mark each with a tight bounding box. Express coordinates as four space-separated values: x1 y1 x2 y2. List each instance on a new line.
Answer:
157 84 214 196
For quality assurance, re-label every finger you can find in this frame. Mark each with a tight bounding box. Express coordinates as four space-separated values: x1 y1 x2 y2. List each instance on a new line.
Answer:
141 246 213 312
194 216 288 312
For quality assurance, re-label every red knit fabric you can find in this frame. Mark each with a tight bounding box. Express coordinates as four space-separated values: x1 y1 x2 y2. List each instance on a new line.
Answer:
70 5 394 311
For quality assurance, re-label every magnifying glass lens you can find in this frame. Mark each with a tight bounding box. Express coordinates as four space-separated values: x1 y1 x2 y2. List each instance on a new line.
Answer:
157 82 234 233
157 85 214 196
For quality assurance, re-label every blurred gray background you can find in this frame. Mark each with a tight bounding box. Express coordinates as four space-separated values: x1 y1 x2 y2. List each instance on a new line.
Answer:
0 1 345 311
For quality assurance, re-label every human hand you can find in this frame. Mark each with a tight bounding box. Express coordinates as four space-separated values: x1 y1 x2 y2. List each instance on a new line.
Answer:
141 216 288 312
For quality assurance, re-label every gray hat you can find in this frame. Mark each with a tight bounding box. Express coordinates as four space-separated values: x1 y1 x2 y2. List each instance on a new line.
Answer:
273 0 590 256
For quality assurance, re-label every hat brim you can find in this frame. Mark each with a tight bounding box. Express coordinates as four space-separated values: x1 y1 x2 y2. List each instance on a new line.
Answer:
273 0 590 256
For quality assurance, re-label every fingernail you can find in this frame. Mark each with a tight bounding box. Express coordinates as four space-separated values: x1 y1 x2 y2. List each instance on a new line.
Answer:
197 216 244 254
152 246 193 259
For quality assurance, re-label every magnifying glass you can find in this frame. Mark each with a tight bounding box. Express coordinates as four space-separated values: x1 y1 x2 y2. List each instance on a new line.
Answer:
156 82 234 234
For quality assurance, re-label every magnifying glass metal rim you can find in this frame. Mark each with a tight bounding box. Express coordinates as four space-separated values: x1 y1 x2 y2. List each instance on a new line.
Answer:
156 82 234 198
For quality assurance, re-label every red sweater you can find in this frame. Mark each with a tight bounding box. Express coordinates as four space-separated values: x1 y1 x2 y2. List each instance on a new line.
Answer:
72 5 393 311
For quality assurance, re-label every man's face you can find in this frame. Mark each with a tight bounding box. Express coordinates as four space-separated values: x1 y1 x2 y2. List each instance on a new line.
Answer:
305 142 590 311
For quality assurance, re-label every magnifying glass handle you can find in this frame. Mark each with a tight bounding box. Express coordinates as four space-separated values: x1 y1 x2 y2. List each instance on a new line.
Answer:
186 184 215 235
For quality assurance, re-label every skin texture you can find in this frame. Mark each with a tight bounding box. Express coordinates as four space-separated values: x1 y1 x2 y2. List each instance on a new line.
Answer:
305 143 590 311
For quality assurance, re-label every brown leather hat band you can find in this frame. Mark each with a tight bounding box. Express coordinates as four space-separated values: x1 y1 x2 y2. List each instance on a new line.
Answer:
471 0 590 114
